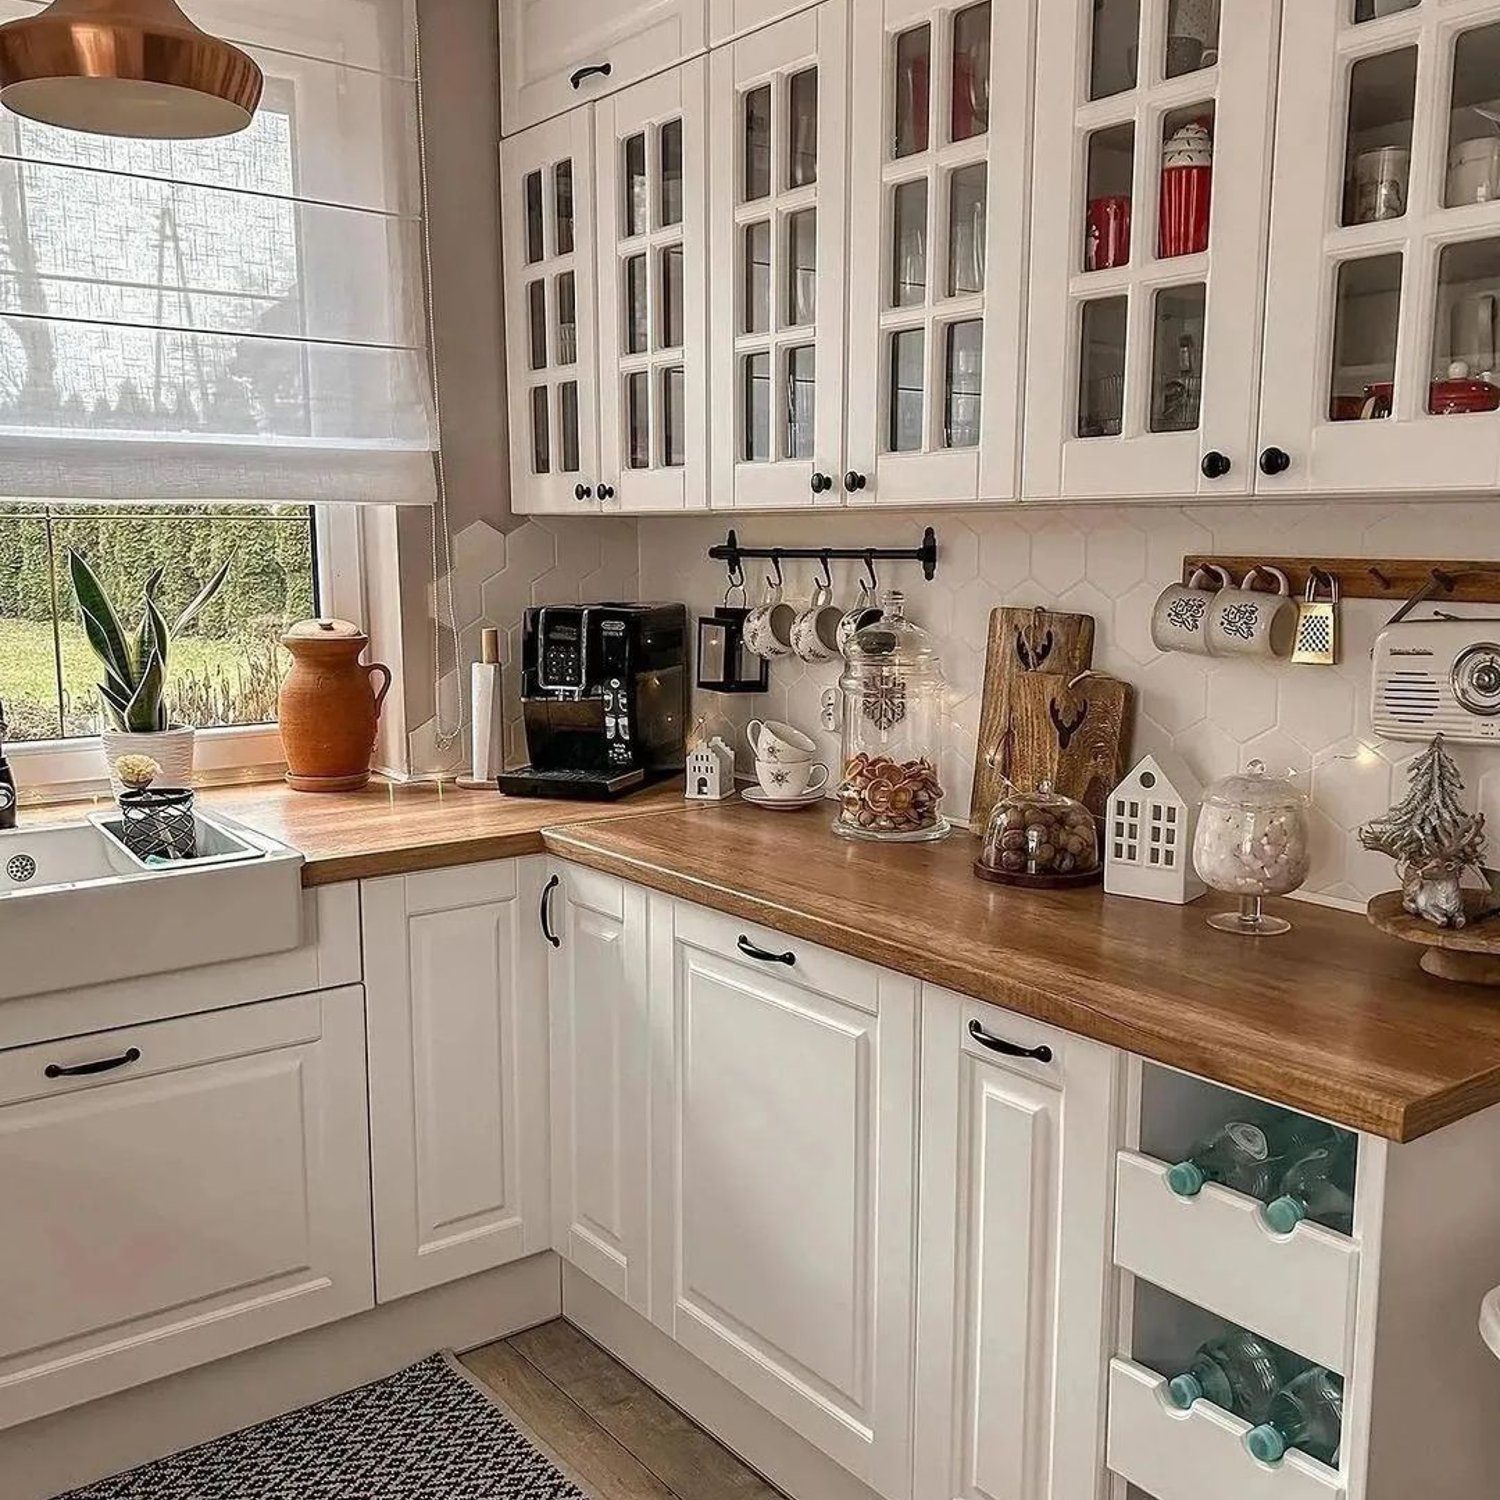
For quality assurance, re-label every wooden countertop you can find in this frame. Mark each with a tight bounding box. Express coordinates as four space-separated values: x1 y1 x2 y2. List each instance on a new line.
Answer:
543 802 1500 1142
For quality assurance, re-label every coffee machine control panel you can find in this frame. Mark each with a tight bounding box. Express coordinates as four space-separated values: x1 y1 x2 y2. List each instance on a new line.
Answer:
540 618 584 689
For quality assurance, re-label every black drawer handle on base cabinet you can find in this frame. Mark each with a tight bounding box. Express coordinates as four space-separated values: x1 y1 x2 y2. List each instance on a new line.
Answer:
968 1019 1052 1064
736 935 796 966
45 1046 141 1080
540 875 561 948
1259 447 1292 476
570 62 613 90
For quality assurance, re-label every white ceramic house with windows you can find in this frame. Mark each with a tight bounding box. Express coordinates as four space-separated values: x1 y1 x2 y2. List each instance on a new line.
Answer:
1105 752 1205 905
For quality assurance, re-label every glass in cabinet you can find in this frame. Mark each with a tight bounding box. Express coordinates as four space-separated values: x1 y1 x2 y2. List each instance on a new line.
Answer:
1024 0 1280 500
709 4 850 507
845 0 1031 504
1261 0 1500 493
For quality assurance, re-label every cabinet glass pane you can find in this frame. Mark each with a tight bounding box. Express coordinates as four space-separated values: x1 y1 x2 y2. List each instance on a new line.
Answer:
1328 254 1402 420
944 319 983 448
891 179 928 307
1342 49 1416 226
662 366 686 467
1078 297 1127 437
1445 24 1500 208
1165 0 1219 79
889 328 925 452
559 381 580 472
1150 284 1206 432
625 253 648 354
660 245 684 349
1085 124 1134 271
660 118 684 227
1430 240 1500 413
786 345 815 459
894 25 931 160
527 280 547 371
1160 106 1214 259
951 3 991 142
1090 0 1140 101
524 171 544 263
744 84 772 202
949 164 987 296
530 387 550 473
554 160 575 256
743 220 771 333
555 272 577 365
625 132 648 237
744 351 771 461
1354 0 1418 21
787 208 817 325
626 370 650 468
788 68 819 188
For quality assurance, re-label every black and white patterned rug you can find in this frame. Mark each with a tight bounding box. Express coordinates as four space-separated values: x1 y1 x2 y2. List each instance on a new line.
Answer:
62 1353 596 1499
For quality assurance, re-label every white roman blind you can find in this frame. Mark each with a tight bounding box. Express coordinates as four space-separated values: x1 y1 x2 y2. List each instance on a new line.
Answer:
0 0 436 504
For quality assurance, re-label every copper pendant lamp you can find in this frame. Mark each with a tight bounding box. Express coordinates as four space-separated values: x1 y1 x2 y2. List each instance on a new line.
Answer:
0 0 263 139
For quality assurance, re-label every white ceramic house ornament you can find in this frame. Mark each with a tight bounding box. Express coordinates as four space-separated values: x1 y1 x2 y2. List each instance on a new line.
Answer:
686 737 736 801
1105 751 1206 904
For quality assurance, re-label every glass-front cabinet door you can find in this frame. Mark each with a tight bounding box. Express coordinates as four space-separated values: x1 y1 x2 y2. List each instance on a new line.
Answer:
708 3 850 507
844 0 1032 504
594 65 709 510
1261 0 1500 494
1023 0 1280 499
501 109 601 513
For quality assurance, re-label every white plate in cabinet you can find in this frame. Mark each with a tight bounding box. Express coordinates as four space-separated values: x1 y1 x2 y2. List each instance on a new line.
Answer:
0 987 373 1430
1113 1151 1358 1375
1107 1359 1344 1500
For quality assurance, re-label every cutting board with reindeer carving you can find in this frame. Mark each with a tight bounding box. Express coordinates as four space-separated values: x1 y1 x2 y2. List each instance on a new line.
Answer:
970 608 1097 829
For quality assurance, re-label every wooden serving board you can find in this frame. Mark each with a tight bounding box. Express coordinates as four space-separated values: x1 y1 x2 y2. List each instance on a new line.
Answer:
970 607 1097 829
998 671 1135 820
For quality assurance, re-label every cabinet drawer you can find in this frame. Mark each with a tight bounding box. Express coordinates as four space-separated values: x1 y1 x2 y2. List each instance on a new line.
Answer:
1108 1358 1343 1500
1114 1151 1357 1374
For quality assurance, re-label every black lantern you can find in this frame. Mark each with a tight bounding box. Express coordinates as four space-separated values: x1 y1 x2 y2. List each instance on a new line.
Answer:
697 582 768 694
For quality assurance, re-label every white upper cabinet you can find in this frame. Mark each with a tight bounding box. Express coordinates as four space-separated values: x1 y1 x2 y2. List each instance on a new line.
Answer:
1260 0 1500 494
1024 0 1280 500
845 0 1034 505
594 64 711 510
499 0 709 136
708 4 852 508
710 0 823 48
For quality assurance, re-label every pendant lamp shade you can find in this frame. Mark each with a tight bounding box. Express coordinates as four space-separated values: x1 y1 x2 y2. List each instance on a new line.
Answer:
0 0 263 138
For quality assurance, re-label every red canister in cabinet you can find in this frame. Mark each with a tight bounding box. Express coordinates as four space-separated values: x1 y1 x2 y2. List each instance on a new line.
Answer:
1160 118 1213 258
1086 195 1132 271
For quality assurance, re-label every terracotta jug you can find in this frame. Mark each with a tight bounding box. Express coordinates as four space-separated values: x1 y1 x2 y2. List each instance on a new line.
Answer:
278 619 392 792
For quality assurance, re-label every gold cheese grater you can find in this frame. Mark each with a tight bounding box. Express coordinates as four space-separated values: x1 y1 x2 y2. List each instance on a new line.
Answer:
1291 569 1339 665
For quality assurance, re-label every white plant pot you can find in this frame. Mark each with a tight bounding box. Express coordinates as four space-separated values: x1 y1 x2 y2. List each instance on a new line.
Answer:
100 726 196 795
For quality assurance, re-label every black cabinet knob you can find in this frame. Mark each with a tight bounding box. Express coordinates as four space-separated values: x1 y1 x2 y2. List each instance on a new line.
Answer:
1200 451 1232 480
597 482 615 500
1259 446 1292 476
810 472 833 494
573 482 593 501
844 470 867 492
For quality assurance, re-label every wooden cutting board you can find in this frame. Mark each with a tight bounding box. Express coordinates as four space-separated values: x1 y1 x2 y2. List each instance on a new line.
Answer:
970 607 1097 828
998 670 1135 821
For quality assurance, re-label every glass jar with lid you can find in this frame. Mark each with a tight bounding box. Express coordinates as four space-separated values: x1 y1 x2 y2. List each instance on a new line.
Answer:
1192 760 1310 935
975 780 1101 886
834 591 950 842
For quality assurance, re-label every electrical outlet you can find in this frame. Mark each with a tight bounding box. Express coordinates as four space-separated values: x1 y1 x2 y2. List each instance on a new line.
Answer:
820 687 839 733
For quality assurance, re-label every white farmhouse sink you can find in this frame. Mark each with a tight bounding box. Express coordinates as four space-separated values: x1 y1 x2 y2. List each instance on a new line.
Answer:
0 811 304 1001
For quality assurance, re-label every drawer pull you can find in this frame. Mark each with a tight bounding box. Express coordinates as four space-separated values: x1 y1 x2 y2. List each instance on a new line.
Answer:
736 935 796 966
540 874 561 948
45 1046 141 1080
968 1019 1052 1064
570 61 613 90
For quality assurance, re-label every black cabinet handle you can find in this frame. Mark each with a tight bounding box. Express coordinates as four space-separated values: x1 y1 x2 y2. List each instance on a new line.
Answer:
1200 451 1232 480
968 1019 1052 1064
844 470 867 492
574 483 593 501
570 62 612 90
736 935 796 966
810 472 833 494
45 1046 141 1080
540 875 561 948
1259 446 1291 476
597 482 616 500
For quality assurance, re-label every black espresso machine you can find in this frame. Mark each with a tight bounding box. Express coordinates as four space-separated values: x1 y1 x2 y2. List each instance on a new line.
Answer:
497 603 687 799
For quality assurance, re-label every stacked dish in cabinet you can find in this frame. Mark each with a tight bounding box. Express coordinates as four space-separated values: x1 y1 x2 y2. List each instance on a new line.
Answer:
1108 1064 1360 1500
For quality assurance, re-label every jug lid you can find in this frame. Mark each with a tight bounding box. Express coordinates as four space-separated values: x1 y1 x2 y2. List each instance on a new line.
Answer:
282 617 368 648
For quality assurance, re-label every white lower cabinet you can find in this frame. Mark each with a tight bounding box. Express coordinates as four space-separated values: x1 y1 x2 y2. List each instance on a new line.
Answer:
0 986 373 1430
362 859 551 1303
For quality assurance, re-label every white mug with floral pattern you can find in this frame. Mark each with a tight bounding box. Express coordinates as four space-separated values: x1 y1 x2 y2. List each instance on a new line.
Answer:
1206 566 1297 659
1150 563 1231 657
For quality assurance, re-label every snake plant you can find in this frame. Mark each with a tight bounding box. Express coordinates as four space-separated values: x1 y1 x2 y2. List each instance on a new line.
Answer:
68 550 232 733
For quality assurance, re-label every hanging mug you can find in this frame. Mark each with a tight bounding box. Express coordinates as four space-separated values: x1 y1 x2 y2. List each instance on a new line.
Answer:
1206 566 1298 659
1151 564 1231 656
837 579 882 655
743 578 796 659
791 581 844 663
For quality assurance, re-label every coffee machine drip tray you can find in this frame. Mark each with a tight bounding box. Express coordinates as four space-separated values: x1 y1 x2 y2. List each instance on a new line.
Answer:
496 765 648 800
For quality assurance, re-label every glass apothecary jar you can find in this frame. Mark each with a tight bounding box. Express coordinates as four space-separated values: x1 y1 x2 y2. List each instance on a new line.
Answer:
1192 760 1310 936
835 592 950 842
975 781 1100 887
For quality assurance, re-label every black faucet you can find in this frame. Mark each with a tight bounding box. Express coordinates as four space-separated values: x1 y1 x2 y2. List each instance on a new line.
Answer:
0 700 15 829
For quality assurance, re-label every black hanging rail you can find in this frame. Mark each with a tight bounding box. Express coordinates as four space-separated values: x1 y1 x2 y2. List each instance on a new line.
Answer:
709 527 939 583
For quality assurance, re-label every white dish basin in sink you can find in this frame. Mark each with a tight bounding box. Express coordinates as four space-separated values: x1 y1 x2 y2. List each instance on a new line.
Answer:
0 811 304 1001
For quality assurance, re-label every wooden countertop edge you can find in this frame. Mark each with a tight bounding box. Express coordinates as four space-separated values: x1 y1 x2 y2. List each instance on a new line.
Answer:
300 830 551 886
542 829 1468 1142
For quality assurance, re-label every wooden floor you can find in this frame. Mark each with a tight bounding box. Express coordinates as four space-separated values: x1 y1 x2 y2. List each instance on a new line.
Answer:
462 1320 786 1500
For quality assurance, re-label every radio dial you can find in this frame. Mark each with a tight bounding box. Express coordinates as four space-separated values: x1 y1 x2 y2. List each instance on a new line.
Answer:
1453 644 1500 715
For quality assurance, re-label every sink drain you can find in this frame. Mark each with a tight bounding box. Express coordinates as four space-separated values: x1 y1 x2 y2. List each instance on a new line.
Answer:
6 854 36 883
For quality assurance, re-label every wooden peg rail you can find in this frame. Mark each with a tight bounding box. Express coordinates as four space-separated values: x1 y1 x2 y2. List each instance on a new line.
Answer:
1181 557 1500 604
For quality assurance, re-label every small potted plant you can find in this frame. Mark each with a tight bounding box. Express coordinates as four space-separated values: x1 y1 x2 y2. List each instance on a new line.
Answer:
68 550 231 794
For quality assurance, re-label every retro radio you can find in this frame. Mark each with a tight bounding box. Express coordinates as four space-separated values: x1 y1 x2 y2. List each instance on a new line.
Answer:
1371 618 1500 744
